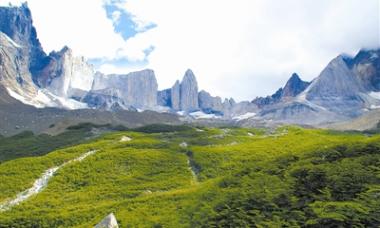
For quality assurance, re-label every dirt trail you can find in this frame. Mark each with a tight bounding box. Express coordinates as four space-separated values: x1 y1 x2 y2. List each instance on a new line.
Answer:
0 150 97 212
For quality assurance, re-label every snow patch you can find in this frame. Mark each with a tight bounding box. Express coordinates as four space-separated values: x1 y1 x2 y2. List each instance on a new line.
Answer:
189 111 221 119
176 111 186 116
369 91 380 100
232 112 256 121
6 88 88 110
41 90 88 110
6 88 35 106
120 136 132 142
2 33 22 48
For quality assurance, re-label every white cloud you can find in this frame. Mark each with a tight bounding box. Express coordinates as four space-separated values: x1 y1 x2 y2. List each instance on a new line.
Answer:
1 0 379 101
114 0 380 100
111 10 121 23
0 0 145 61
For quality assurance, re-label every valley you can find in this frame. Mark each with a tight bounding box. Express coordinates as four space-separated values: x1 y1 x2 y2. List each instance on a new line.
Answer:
0 125 379 227
0 2 379 227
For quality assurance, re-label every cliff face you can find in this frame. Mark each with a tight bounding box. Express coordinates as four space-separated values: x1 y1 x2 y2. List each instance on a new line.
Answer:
0 32 38 102
171 80 180 110
180 69 199 112
90 69 158 109
38 47 95 98
253 73 310 107
198 90 223 113
347 49 380 91
0 3 46 83
282 73 310 98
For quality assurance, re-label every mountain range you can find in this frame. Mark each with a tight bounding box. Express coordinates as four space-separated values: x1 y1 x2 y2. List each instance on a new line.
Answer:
0 3 380 135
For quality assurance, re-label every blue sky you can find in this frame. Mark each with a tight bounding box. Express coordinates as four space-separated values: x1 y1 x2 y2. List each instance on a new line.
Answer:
1 0 379 101
90 0 156 72
103 1 156 40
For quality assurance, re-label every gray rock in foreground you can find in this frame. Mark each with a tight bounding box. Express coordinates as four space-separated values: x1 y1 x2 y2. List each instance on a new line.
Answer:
94 213 119 228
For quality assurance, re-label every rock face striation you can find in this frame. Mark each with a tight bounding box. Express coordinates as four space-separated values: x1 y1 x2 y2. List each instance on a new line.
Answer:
0 31 38 102
345 49 380 91
87 69 158 109
198 90 223 113
180 69 199 112
282 73 310 98
38 46 95 99
157 70 200 112
170 80 181 110
0 3 46 81
303 56 366 116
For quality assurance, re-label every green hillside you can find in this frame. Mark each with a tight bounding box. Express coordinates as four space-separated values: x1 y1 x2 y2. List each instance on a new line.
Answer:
0 126 379 227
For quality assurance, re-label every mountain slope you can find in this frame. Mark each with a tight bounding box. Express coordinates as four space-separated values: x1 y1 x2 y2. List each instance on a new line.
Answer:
0 127 379 227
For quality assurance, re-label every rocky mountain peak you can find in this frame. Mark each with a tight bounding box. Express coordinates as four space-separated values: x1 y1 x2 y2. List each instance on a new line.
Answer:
198 90 223 113
282 73 310 98
170 80 180 110
180 69 199 112
183 69 196 81
348 49 380 91
252 73 309 107
0 3 46 81
88 69 158 109
306 55 363 99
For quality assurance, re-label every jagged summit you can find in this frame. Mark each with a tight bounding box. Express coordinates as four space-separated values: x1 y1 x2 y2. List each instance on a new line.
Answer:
282 73 310 98
180 69 199 112
252 72 309 107
0 3 46 80
305 55 364 100
183 69 196 81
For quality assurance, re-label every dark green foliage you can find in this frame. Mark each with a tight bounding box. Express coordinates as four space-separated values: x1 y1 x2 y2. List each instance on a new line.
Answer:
132 124 193 133
66 122 112 130
0 129 92 163
0 127 379 227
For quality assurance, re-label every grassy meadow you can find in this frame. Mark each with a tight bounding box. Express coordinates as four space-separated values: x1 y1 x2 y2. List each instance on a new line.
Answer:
0 125 379 227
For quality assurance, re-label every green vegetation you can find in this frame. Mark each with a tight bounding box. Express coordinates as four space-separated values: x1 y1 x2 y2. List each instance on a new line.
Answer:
0 126 379 227
0 129 94 164
132 123 193 133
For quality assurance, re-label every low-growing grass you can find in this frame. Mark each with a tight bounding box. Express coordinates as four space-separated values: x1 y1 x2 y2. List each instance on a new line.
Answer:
0 126 379 227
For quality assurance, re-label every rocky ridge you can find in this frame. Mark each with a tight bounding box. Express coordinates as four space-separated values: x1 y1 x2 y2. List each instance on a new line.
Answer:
0 4 380 130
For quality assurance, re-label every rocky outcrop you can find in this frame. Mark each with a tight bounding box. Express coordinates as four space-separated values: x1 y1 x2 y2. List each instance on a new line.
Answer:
303 56 365 115
38 46 95 98
252 88 283 107
282 73 310 98
90 69 158 109
0 3 46 82
94 213 119 228
306 56 364 100
171 80 180 110
157 70 199 112
180 69 199 112
252 73 309 107
198 90 223 113
0 32 39 104
157 88 171 107
345 49 380 91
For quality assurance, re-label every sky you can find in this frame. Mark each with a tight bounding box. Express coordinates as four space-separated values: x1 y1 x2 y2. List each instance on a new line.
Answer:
1 0 379 101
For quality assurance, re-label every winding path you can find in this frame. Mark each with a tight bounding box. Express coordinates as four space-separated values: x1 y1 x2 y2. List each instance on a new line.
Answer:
0 150 97 212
